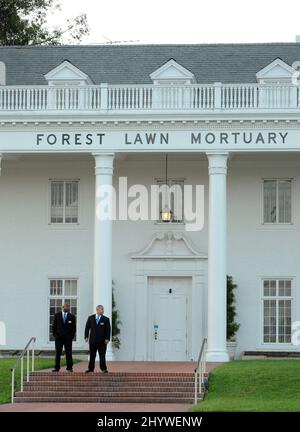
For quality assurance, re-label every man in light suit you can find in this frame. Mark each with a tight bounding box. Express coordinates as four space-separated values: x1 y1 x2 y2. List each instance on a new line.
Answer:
52 303 76 372
85 305 111 373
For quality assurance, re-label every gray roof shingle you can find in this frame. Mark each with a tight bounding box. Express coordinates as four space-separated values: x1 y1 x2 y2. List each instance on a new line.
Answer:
1 43 300 85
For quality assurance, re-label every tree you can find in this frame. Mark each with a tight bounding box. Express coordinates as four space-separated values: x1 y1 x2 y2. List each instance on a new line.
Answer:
227 275 240 340
0 0 89 45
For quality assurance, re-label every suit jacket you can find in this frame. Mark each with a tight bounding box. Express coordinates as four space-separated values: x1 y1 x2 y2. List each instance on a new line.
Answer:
52 312 76 339
85 314 111 344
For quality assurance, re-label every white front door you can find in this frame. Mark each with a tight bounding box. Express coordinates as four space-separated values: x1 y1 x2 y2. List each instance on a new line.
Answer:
149 277 191 361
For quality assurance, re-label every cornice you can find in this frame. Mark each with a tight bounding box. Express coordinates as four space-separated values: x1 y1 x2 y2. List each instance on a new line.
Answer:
1 116 300 129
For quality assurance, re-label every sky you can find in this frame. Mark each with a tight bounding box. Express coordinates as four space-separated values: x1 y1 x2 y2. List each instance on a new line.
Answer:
48 0 300 45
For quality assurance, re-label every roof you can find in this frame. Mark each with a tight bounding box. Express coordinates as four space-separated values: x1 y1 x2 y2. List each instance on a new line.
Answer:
1 43 300 85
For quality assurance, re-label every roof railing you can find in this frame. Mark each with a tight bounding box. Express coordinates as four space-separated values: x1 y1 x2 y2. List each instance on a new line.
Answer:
0 82 299 111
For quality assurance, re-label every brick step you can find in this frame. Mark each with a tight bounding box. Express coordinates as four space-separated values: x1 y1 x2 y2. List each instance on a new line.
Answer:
15 371 201 404
14 396 201 403
16 390 195 397
30 371 194 379
29 376 195 382
24 384 194 391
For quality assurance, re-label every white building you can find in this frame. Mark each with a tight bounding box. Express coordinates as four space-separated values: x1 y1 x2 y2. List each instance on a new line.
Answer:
1 43 300 362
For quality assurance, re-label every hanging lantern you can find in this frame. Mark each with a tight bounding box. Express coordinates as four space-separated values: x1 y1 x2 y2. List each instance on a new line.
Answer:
160 154 173 222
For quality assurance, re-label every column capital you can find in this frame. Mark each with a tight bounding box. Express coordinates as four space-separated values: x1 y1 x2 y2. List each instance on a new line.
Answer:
92 153 115 176
206 152 229 175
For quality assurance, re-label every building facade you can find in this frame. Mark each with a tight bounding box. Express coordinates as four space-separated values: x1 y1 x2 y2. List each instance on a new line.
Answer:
1 44 300 362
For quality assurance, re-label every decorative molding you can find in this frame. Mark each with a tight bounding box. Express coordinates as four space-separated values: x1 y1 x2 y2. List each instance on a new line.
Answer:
2 118 300 128
131 231 207 259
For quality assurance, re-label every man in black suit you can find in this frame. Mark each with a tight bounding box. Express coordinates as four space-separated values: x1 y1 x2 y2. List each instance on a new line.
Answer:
85 305 111 373
52 303 76 372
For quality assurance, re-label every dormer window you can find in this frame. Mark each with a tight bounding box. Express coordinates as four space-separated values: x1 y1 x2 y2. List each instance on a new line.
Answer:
44 60 92 86
256 58 299 84
0 61 5 86
150 59 196 85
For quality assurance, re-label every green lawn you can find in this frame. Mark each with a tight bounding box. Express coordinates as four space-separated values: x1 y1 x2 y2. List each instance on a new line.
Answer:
189 360 300 412
0 357 80 404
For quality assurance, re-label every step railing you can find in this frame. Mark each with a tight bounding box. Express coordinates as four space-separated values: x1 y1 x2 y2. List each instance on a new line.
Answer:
1 83 300 112
194 337 207 404
11 337 36 404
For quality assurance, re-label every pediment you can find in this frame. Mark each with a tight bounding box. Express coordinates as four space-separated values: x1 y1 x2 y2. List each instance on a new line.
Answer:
256 58 298 82
131 231 207 259
44 60 92 84
150 59 196 84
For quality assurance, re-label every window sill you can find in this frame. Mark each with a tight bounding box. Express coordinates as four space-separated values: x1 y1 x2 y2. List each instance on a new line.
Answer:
47 223 81 229
257 344 295 348
154 221 185 226
258 223 296 230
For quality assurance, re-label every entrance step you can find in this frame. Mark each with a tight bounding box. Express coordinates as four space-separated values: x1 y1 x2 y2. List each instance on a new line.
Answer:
14 371 205 404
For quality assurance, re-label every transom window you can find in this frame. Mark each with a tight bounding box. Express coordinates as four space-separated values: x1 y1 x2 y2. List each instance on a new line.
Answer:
263 179 292 224
263 279 292 344
49 279 78 342
156 179 184 223
50 180 79 224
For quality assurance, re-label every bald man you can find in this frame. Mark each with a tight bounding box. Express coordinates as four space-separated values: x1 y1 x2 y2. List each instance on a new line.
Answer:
85 305 111 373
52 304 76 372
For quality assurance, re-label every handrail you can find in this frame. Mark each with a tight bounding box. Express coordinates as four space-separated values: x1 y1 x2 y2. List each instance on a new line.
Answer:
11 337 36 404
194 337 207 404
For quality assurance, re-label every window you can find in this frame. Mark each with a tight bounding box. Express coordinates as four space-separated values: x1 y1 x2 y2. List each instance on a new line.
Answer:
156 179 184 223
263 179 292 224
49 279 78 342
50 180 79 224
263 279 292 343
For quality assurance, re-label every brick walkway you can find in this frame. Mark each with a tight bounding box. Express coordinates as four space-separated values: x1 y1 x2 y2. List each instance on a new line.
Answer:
0 361 221 412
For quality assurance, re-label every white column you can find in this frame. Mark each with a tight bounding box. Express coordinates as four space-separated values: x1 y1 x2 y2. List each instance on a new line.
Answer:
93 153 115 360
0 153 2 176
206 152 229 362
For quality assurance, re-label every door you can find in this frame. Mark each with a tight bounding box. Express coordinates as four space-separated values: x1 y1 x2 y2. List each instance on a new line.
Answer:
149 277 191 361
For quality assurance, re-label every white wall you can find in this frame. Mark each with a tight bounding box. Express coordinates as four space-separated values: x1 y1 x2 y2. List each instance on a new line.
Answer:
1 154 300 359
228 157 300 356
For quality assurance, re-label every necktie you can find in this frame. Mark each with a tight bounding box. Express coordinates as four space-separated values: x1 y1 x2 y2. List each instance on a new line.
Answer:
64 313 67 323
96 316 100 325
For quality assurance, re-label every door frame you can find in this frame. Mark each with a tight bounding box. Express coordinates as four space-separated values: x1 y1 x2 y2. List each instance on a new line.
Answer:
132 263 207 361
131 231 208 361
148 275 192 361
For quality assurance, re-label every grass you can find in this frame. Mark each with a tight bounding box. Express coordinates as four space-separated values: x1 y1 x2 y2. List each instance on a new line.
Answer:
0 357 80 404
189 360 300 412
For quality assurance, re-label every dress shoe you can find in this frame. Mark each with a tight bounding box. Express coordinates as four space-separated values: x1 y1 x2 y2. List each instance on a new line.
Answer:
52 369 59 372
102 370 108 373
85 369 93 373
66 368 73 372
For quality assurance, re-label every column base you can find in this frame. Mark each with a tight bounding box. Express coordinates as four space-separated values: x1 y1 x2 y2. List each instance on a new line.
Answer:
206 349 230 362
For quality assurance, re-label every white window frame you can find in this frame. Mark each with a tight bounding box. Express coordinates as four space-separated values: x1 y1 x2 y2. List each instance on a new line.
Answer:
155 177 185 224
49 179 80 225
261 178 293 225
261 278 293 345
48 278 79 344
